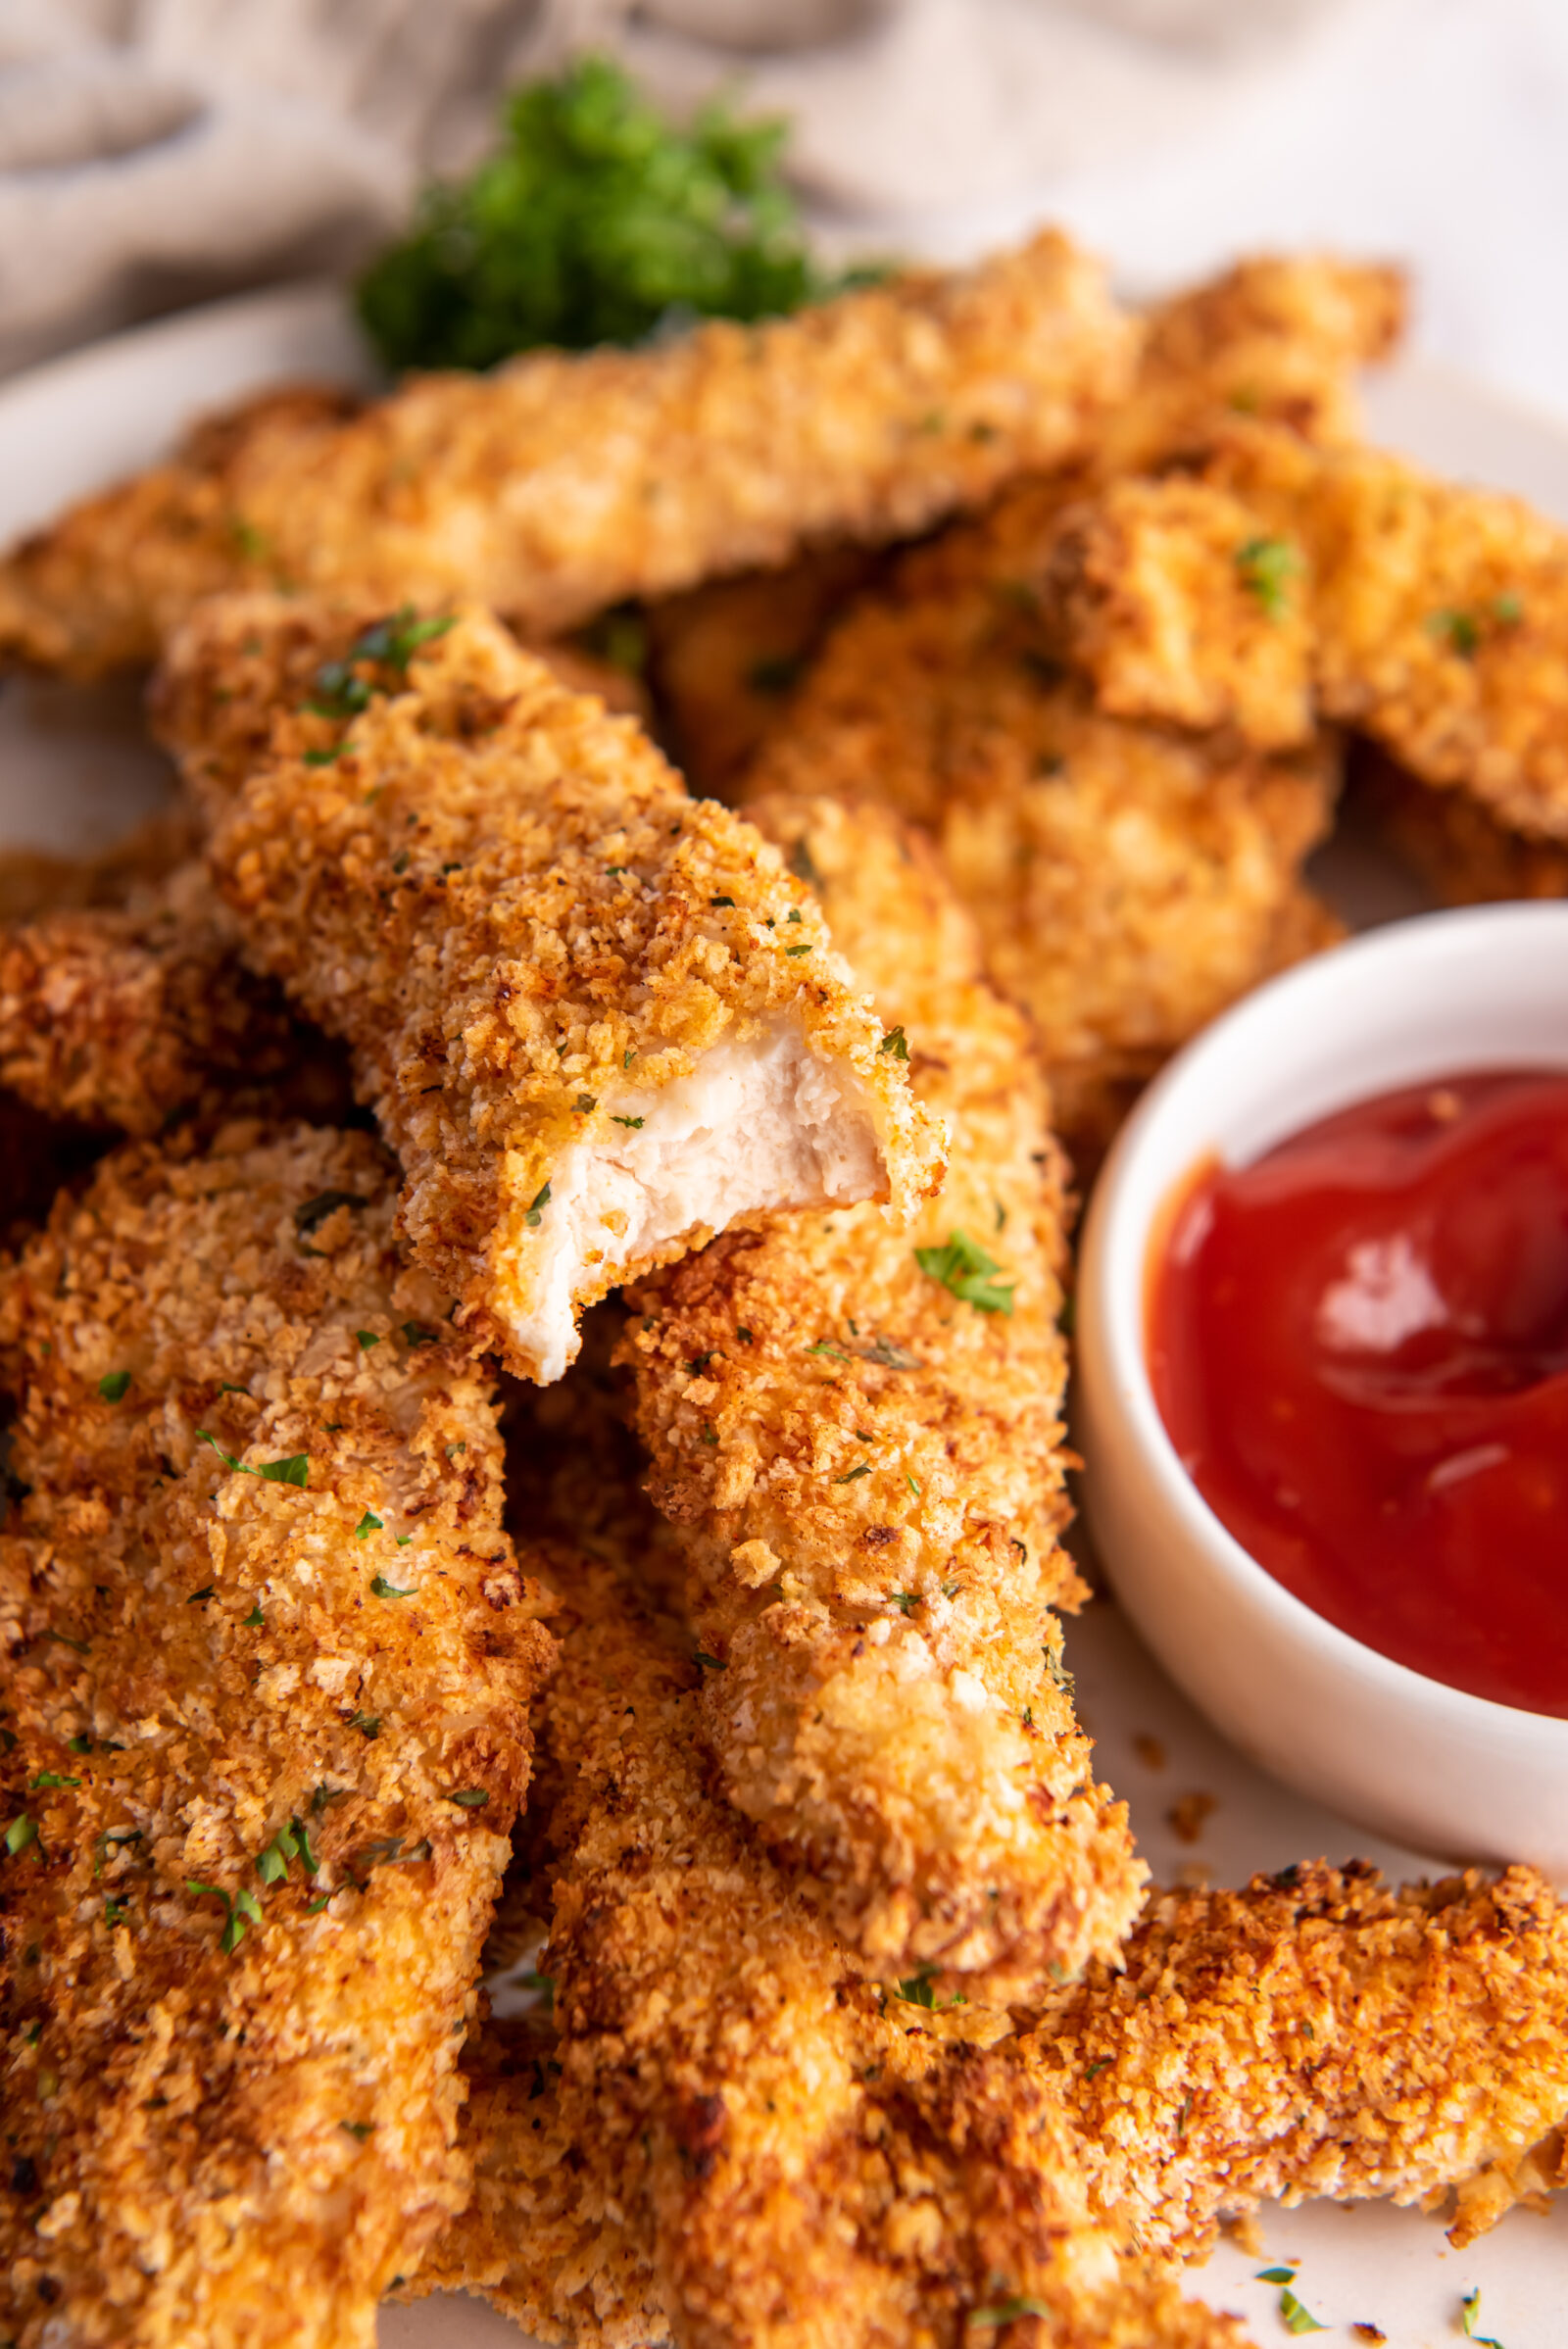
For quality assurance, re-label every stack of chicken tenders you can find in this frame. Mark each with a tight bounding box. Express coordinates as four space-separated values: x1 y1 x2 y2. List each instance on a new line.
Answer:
5 228 1568 2349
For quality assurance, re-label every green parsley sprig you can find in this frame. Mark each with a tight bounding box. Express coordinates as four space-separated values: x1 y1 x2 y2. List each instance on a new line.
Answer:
915 1230 1016 1315
357 57 839 373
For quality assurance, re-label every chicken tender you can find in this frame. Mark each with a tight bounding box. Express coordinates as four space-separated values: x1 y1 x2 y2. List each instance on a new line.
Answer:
0 1121 556 2349
416 1555 1244 2349
1359 744 1568 904
739 537 1341 1165
1039 1859 1568 2257
0 234 1134 680
643 254 1401 800
0 857 300 1134
623 794 1144 1988
1052 425 1568 840
160 598 942 1384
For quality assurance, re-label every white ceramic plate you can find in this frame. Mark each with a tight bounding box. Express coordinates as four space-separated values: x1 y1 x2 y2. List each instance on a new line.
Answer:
2 288 1565 2348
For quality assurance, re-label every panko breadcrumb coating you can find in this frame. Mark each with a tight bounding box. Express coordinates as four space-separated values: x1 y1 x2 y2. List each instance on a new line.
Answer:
738 531 1342 1165
644 253 1401 802
1052 423 1568 839
624 794 1144 1989
0 234 1134 679
1038 1859 1568 2257
0 1121 556 2349
1358 745 1568 904
417 1555 1247 2349
160 597 942 1384
0 857 298 1134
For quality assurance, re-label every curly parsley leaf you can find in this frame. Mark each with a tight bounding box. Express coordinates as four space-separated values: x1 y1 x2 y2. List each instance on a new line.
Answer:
357 57 837 374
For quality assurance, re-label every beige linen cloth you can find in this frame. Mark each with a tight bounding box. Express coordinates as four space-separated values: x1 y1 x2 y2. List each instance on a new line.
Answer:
0 0 1347 372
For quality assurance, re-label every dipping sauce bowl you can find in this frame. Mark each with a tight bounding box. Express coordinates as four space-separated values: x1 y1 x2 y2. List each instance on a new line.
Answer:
1077 904 1568 1879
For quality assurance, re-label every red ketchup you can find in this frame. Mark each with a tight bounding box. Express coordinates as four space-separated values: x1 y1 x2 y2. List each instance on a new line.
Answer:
1149 1069 1568 1717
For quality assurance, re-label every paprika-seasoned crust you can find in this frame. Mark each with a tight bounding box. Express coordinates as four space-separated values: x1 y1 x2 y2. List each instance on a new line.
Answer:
0 1120 556 2349
0 234 1134 679
162 598 943 1385
623 794 1145 1991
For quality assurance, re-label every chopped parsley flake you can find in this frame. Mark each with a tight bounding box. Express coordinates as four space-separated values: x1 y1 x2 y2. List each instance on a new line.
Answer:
1493 591 1524 626
68 1735 92 1754
785 943 811 956
196 1431 310 1487
356 1330 380 1349
303 746 342 767
851 1333 921 1370
891 1590 920 1615
401 1321 438 1346
370 1575 416 1598
1235 534 1301 619
30 1772 79 1790
786 907 803 923
306 1893 331 1914
242 1603 265 1627
340 2120 375 2141
835 1462 872 1484
392 851 411 874
808 1340 851 1361
351 1713 381 1739
624 1047 637 1067
966 2293 1050 2328
524 1181 552 1228
574 1093 597 1112
896 1966 966 2012
710 894 736 907
443 1787 490 1807
187 1880 264 1954
693 1649 727 1672
355 1511 383 1540
915 1230 1015 1315
879 1026 908 1059
186 1587 216 1604
1428 607 1481 657
1255 2270 1298 2285
1279 2289 1326 2335
612 1113 645 1129
98 1370 131 1402
1461 2290 1504 2346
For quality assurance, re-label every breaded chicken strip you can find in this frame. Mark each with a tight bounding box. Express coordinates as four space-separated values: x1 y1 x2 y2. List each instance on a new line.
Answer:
624 794 1144 1988
645 254 1401 798
416 1557 1245 2349
739 533 1341 1164
1034 1859 1568 2257
0 234 1133 680
0 1121 556 2349
159 598 941 1384
0 857 299 1134
1050 424 1568 838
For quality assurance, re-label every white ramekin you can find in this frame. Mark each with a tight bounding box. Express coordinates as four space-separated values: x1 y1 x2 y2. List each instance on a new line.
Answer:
1077 904 1568 1881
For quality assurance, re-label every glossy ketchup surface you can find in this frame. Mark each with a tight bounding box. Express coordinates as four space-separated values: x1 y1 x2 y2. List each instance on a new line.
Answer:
1149 1069 1568 1717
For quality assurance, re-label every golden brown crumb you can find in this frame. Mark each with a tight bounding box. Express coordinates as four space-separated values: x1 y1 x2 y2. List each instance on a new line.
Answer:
0 235 1134 678
1054 422 1568 841
160 597 942 1384
739 537 1342 1166
1166 1792 1216 1845
0 1121 556 2349
1357 742 1568 904
624 793 1144 1990
1042 1859 1568 2257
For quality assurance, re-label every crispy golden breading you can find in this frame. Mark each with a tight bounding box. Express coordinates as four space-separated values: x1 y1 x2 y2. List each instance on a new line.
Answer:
645 254 1400 803
0 858 300 1134
624 795 1143 1989
1053 425 1568 839
0 235 1134 680
0 1122 556 2349
1039 1860 1568 2258
159 597 942 1385
421 1558 1246 2349
738 544 1342 1161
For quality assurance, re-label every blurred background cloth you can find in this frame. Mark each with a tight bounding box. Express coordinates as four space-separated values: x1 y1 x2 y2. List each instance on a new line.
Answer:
2 0 1568 416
